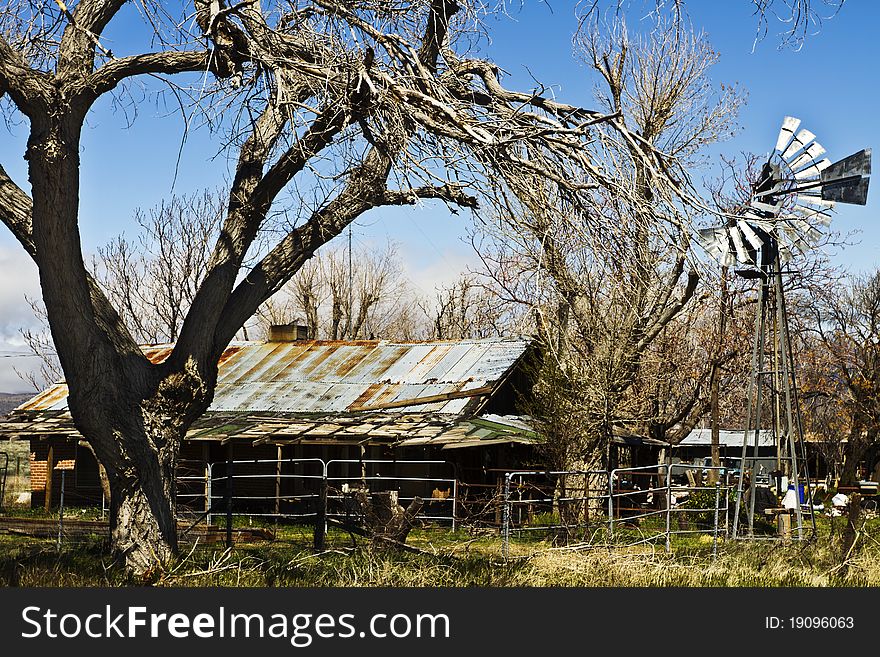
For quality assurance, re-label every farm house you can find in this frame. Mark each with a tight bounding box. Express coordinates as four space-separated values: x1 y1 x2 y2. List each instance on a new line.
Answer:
0 331 544 515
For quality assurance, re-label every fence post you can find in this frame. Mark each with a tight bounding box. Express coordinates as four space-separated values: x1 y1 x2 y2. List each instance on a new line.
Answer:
314 475 328 551
713 480 721 560
0 453 7 510
206 463 213 526
608 470 614 540
452 478 458 533
225 458 234 549
502 473 512 559
57 469 65 550
45 445 54 513
665 464 672 553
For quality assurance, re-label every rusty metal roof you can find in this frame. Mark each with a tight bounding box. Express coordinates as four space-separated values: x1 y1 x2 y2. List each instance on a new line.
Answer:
12 337 532 416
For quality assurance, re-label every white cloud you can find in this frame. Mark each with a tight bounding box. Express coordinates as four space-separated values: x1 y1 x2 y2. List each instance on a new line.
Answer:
401 249 481 302
0 246 42 392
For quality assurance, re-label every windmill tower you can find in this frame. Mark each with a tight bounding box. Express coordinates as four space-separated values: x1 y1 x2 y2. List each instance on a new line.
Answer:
697 116 871 540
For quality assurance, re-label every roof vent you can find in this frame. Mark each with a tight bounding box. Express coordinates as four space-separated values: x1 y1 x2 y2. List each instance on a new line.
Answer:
268 323 310 342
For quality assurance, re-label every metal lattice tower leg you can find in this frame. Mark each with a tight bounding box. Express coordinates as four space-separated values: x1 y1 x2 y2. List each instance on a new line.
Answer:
732 255 814 540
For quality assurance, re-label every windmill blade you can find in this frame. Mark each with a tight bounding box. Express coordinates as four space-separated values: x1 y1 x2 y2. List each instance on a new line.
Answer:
729 225 750 263
738 220 765 251
778 225 810 257
782 129 816 161
791 218 823 244
795 193 836 210
789 140 827 171
696 227 728 261
786 206 833 227
718 234 735 267
751 198 783 214
775 116 801 153
794 158 831 180
697 226 725 248
822 148 872 182
753 161 782 196
747 218 776 235
822 176 870 205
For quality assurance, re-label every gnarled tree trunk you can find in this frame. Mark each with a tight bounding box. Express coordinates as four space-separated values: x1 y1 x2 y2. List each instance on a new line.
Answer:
73 363 209 574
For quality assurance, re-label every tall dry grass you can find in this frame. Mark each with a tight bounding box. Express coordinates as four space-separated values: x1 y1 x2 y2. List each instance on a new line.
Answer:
3 523 880 587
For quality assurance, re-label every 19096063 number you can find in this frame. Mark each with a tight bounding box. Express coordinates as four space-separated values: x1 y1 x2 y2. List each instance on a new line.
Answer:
790 617 854 629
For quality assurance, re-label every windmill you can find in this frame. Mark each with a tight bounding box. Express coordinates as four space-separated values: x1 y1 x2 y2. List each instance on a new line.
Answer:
696 116 871 540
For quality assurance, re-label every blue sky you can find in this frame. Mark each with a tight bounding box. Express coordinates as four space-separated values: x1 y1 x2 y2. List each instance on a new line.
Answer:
0 1 878 391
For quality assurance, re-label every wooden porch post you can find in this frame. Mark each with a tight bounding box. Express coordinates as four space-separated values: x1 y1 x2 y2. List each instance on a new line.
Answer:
44 444 54 512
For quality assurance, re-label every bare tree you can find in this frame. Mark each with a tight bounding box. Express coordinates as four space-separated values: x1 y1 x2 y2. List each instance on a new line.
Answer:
425 273 513 340
0 1 688 572
802 271 880 486
93 191 222 344
475 13 744 470
15 295 63 390
257 241 420 340
578 0 846 50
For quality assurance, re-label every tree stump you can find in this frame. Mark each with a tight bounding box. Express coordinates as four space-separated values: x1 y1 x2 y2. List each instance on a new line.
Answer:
353 490 423 548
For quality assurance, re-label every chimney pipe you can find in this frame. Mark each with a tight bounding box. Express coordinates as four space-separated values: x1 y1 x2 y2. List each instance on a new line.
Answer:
268 323 310 342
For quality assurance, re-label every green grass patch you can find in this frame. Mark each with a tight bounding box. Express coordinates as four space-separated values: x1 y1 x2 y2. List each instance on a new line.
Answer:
1 514 879 587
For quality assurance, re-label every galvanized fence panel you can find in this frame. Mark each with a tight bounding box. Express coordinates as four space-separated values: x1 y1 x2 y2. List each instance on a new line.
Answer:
501 470 609 558
667 464 733 558
178 457 460 547
500 465 735 559
202 457 327 525
608 465 670 548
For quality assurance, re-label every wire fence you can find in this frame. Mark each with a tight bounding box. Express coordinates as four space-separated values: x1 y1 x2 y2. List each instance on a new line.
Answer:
174 457 459 547
501 464 735 558
2 455 749 559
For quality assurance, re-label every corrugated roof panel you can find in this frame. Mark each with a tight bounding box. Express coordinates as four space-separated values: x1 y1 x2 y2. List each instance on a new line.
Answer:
306 344 377 384
217 340 270 385
331 344 376 379
296 343 344 379
312 383 370 412
211 381 269 411
342 343 407 382
384 383 451 413
438 342 493 382
13 338 532 416
437 397 470 415
418 342 477 383
462 342 530 381
247 343 313 382
142 346 173 364
377 344 436 383
680 428 774 448
404 343 454 382
17 384 69 412
222 343 295 383
256 344 315 382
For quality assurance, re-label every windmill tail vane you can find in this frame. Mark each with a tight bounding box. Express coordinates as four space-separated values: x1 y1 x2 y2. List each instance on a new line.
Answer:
698 115 872 269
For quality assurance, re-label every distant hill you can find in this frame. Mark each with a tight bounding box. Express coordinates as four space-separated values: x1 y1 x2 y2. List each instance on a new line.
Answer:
0 392 33 417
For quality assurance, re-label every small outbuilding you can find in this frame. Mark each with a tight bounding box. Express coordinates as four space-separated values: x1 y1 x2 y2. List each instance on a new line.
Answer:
1 334 540 514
